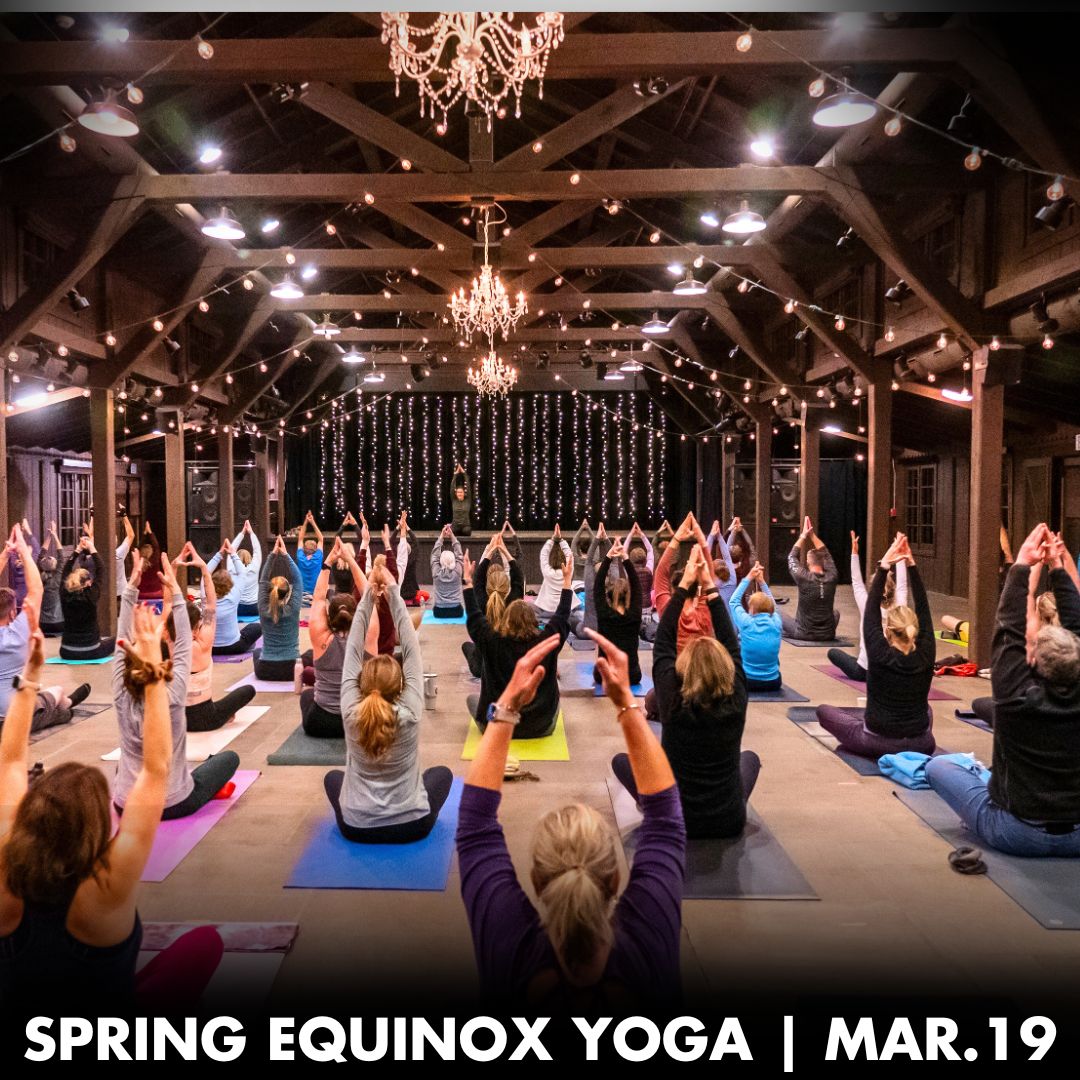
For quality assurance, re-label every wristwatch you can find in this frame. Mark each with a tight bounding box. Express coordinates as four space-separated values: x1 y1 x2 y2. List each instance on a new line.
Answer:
487 702 521 727
12 674 40 693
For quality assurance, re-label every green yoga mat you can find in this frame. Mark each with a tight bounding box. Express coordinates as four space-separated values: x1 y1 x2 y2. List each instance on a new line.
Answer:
267 726 346 766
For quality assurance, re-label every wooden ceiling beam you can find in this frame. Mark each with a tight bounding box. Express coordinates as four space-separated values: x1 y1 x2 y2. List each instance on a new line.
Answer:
298 83 470 173
221 326 310 424
0 176 146 357
33 165 948 205
275 292 713 313
332 327 668 344
494 80 689 172
0 30 969 85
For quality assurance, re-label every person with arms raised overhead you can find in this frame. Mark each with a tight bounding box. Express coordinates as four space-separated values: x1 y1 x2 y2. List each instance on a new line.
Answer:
816 534 936 759
253 535 303 681
450 464 473 537
593 536 644 688
0 525 89 736
535 524 583 625
430 524 465 619
0 602 224 1007
462 530 524 679
58 531 116 663
294 511 325 601
926 523 1080 856
783 516 840 641
456 631 685 1007
229 519 262 618
729 561 783 693
617 544 759 840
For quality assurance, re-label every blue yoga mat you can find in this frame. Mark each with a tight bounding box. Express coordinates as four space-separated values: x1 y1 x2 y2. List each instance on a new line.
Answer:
237 615 261 624
286 778 463 891
45 654 112 666
420 610 468 626
559 658 651 698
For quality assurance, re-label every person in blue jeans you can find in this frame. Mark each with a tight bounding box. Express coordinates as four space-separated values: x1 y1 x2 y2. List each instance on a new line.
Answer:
729 563 782 692
926 523 1080 857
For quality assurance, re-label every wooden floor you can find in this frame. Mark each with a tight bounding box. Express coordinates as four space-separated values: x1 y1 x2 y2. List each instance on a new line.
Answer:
31 583 1080 1011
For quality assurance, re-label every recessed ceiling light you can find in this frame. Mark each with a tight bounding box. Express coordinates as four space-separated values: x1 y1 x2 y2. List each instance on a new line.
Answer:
198 144 223 166
261 218 280 234
749 136 775 158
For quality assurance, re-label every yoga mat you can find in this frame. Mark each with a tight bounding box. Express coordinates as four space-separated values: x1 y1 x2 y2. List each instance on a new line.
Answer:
786 706 889 777
237 615 261 624
893 788 1080 929
568 636 596 652
420 610 468 625
747 684 810 703
607 778 818 900
954 708 993 733
461 711 569 761
101 705 268 763
137 944 288 1009
935 630 967 649
142 921 298 952
141 770 259 882
285 777 463 891
28 703 111 745
267 726 346 766
559 658 651 698
211 652 251 664
782 636 855 648
812 663 960 702
225 672 297 694
45 654 112 665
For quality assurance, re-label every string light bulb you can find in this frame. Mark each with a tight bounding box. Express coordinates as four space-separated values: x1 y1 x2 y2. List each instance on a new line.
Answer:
569 173 581 185
964 147 983 171
198 299 210 313
735 29 753 52
59 132 76 153
784 298 797 314
1043 333 1055 349
243 277 254 290
937 331 948 349
990 336 1001 351
885 325 896 343
808 76 826 98
57 344 68 357
834 314 846 331
1047 176 1066 202
105 332 117 348
152 318 164 333
196 35 214 60
884 114 902 137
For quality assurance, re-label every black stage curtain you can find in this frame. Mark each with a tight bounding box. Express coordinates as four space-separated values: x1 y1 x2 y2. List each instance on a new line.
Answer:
816 459 868 585
286 390 691 532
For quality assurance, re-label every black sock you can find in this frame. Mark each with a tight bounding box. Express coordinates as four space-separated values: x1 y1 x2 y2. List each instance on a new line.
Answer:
69 683 91 708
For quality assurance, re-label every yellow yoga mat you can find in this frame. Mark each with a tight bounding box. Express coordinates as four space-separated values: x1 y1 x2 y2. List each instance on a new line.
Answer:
461 710 569 761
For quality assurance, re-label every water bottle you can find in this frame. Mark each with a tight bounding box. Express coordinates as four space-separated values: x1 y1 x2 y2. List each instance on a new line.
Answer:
293 659 303 694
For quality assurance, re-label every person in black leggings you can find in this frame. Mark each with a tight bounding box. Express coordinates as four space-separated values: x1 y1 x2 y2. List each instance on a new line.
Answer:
593 538 643 687
323 767 453 844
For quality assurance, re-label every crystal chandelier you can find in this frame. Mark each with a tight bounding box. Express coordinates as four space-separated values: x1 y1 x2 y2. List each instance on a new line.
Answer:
381 11 565 128
449 205 527 342
467 345 519 398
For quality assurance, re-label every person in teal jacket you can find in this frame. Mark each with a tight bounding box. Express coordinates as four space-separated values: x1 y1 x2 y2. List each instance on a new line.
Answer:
729 563 783 692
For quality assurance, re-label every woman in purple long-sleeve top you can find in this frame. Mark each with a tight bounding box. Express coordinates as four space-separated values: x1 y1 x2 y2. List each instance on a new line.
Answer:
455 629 686 1008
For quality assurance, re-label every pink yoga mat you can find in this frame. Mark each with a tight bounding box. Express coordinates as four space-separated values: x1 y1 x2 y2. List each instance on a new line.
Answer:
140 770 260 882
811 664 960 702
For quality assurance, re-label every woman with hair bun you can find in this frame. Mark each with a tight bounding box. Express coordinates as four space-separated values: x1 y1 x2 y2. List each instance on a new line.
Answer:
324 559 452 843
302 539 374 739
462 532 524 679
252 535 302 682
456 630 685 1006
816 533 936 758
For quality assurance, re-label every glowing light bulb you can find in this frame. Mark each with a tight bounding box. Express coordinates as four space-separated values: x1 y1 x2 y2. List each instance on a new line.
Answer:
891 379 900 391
816 386 825 398
400 158 412 171
105 333 116 347
198 299 210 313
884 115 902 138
964 147 983 171
259 362 268 373
649 231 661 244
808 76 826 98
1048 176 1066 202
532 141 543 153
243 277 254 290
569 173 581 186
285 252 296 265
152 318 164 332
784 298 796 314
196 36 214 60
59 132 77 153
735 30 753 52
57 344 68 357
885 325 896 343
744 379 752 391
937 332 948 349
834 314 846 331
990 336 1001 351
1043 333 1055 350
325 222 336 235
363 192 375 205
191 382 199 393
225 373 234 384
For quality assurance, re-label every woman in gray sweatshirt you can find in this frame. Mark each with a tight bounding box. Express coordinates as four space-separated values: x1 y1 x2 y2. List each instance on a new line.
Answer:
113 552 239 819
326 566 453 843
429 526 465 618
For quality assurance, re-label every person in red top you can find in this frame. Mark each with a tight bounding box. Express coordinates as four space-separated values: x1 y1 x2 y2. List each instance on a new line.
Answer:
135 521 164 606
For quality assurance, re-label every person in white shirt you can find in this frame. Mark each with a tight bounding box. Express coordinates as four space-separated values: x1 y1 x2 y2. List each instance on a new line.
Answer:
231 520 262 617
534 526 582 623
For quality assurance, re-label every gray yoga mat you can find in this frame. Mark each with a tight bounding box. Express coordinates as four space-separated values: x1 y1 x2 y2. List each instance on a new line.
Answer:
786 706 883 777
267 726 346 766
606 778 818 900
782 636 855 648
567 636 596 652
748 684 810 703
893 788 1080 930
28 702 111 745
954 708 993 733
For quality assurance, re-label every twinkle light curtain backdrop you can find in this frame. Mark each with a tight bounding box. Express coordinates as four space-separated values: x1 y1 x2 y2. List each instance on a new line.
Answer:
287 391 691 531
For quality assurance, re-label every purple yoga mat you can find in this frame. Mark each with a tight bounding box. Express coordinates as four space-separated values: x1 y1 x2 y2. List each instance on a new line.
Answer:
212 653 251 665
140 770 260 882
811 663 960 702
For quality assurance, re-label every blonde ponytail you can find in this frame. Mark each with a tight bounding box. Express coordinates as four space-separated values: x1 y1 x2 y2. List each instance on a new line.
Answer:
355 653 403 759
531 805 618 982
885 604 919 653
486 564 510 632
267 576 291 623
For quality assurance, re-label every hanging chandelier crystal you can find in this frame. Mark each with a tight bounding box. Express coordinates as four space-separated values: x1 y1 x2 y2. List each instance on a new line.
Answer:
467 344 519 397
449 205 527 341
381 11 565 128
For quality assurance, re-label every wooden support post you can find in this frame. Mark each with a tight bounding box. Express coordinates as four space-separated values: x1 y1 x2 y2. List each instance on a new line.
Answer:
969 347 1004 668
89 389 117 637
754 418 773 574
866 372 893 563
162 408 186 587
799 404 821 526
253 442 271 540
275 435 288 536
217 429 235 540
